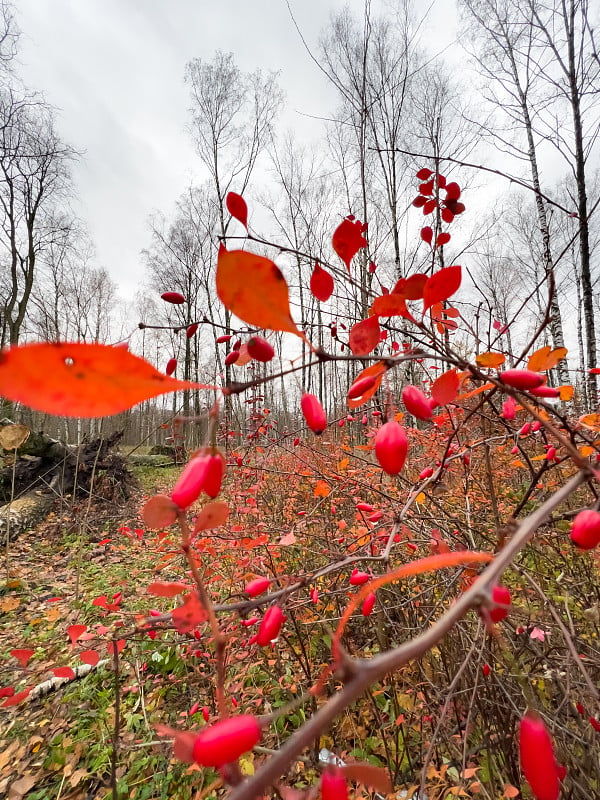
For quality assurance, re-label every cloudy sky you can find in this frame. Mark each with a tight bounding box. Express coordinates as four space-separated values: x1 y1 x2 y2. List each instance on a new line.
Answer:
15 0 457 297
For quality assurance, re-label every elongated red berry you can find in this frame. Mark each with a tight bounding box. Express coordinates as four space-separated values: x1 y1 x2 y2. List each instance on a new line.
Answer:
216 334 232 344
171 456 211 508
499 370 545 390
375 421 408 475
256 606 285 646
202 451 225 499
245 577 271 597
530 385 560 398
570 509 600 550
321 767 349 800
247 336 275 363
489 584 511 623
186 323 199 338
402 385 433 420
161 291 186 304
362 592 377 616
519 711 560 800
501 397 516 419
301 393 327 435
419 467 434 479
192 715 261 767
225 350 240 366
350 569 369 586
356 502 374 512
347 374 376 400
166 358 177 376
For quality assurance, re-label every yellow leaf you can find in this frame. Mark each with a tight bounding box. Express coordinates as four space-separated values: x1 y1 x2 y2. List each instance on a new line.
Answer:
476 351 505 368
338 458 349 471
528 346 568 371
511 460 525 468
580 413 600 431
239 755 254 776
415 492 426 504
558 384 574 401
580 445 595 457
313 480 331 498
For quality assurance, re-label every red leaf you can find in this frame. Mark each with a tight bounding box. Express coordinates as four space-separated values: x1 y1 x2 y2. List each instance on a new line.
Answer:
106 640 126 656
445 182 461 201
341 763 392 794
193 501 229 533
332 216 368 271
10 649 34 668
216 247 303 339
423 265 462 311
423 199 437 214
310 262 335 302
441 207 454 224
369 294 415 323
67 625 87 646
148 581 190 597
226 191 248 228
79 650 100 666
0 687 14 698
392 273 428 300
53 667 76 679
431 369 460 406
435 232 451 248
0 342 215 418
142 494 178 530
420 226 433 245
172 592 207 634
416 168 433 180
347 362 387 410
349 316 381 356
2 687 31 707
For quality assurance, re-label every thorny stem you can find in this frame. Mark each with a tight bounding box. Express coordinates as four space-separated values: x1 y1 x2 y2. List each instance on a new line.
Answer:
227 470 587 800
110 638 121 800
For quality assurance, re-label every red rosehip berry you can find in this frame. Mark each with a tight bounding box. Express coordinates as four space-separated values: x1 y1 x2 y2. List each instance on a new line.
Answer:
499 369 546 390
570 509 600 550
519 711 560 800
402 385 433 420
192 715 261 767
256 606 285 646
301 393 327 435
247 336 275 362
375 421 408 475
245 577 271 597
321 768 349 800
362 592 377 616
489 584 511 623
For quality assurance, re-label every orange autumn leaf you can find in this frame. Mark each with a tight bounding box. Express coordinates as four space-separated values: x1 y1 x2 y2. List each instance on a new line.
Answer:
558 384 574 401
476 352 506 369
579 413 600 430
527 346 568 372
457 381 495 401
216 246 304 339
313 480 331 498
0 342 215 418
369 293 415 322
431 368 460 406
348 361 388 409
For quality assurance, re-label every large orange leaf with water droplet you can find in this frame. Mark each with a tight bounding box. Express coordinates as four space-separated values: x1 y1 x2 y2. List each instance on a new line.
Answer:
216 246 303 338
0 342 216 418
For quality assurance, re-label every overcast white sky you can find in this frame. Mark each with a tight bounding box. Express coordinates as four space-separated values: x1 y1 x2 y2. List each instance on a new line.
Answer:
15 0 458 297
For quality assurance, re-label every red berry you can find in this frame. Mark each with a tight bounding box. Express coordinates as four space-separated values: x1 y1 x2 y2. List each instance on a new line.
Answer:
161 291 185 304
489 584 511 623
499 369 546 390
350 569 369 586
362 592 377 616
245 577 271 597
483 663 491 677
256 606 285 646
247 336 275 363
216 334 232 344
171 456 211 509
225 350 240 366
348 374 376 400
186 323 199 338
402 385 433 420
165 358 177 376
570 509 600 550
530 385 560 398
192 715 261 767
419 467 434 479
356 502 374 512
519 711 560 800
375 421 408 475
321 768 349 800
301 393 327 435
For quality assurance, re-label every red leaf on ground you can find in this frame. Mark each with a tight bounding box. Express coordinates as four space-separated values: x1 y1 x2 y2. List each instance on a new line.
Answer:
67 625 87 646
53 667 76 679
10 649 34 668
79 650 100 666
